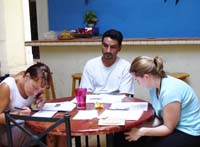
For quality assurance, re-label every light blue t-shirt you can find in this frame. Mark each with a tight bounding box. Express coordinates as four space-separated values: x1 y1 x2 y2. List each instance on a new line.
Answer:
149 75 200 136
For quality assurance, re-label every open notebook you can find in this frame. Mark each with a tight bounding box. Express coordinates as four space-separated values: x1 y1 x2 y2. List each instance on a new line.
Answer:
32 101 76 118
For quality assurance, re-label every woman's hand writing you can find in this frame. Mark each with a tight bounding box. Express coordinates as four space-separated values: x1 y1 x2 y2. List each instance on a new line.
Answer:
13 106 31 116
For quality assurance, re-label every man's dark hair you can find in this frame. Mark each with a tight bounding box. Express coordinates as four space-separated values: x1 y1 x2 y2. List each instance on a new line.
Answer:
102 29 123 46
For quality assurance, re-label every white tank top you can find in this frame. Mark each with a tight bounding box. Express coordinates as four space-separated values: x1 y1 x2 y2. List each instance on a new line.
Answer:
1 77 34 111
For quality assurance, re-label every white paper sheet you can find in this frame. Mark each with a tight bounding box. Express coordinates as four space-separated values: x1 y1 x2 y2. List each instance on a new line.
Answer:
71 94 125 104
98 117 125 126
42 101 76 111
32 110 57 118
99 110 144 120
110 102 148 111
73 110 98 120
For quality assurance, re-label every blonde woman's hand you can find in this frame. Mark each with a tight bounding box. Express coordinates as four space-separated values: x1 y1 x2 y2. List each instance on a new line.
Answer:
124 127 143 141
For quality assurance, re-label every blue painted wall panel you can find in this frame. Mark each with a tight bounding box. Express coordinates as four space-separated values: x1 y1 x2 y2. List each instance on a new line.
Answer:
48 0 200 38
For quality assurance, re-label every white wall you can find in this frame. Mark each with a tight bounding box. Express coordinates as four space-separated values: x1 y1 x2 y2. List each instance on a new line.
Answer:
38 44 200 101
4 0 26 68
0 0 8 75
0 0 33 75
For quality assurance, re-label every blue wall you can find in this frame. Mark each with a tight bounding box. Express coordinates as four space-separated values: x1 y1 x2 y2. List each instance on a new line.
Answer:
48 0 200 38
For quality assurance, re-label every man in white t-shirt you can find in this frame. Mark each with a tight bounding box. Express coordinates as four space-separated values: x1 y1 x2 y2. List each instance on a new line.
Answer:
80 29 134 96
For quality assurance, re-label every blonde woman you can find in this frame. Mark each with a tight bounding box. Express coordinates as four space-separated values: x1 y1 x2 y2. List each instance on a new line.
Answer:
115 56 200 147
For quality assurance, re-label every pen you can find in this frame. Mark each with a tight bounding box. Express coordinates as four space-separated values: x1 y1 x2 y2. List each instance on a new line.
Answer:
14 107 39 112
14 107 26 110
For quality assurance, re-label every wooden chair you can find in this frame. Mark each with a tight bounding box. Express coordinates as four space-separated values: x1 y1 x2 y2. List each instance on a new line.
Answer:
71 72 101 147
71 73 82 96
4 109 72 147
45 72 56 101
169 72 190 81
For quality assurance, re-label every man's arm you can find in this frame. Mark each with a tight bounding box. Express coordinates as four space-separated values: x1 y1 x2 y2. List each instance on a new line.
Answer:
119 63 134 95
79 62 94 93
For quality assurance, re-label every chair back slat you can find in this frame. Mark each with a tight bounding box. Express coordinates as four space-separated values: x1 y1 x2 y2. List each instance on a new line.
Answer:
4 109 72 147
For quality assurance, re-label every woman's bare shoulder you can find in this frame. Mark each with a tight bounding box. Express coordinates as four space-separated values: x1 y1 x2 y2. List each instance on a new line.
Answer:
0 83 10 111
0 82 10 96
